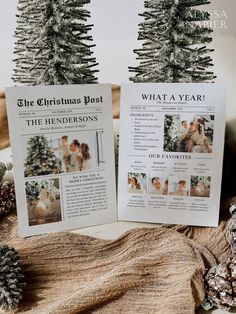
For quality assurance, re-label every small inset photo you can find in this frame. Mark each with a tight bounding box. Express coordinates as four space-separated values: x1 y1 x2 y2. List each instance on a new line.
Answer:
169 176 190 197
190 176 211 198
25 178 62 226
127 173 147 194
148 176 168 195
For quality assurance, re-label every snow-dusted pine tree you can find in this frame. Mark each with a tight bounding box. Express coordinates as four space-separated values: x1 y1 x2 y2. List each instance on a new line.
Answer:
13 0 98 85
24 136 62 177
12 0 42 85
129 0 215 83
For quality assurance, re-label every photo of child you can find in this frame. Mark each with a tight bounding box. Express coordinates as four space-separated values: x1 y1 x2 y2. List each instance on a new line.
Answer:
190 176 211 198
148 176 168 195
25 179 62 226
23 131 105 177
53 135 71 172
164 114 214 153
169 176 190 197
127 173 147 194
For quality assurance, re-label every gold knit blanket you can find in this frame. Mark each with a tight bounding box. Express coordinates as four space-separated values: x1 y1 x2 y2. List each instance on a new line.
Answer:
0 213 231 314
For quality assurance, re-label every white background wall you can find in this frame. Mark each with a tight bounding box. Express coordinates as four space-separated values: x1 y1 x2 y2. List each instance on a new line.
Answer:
0 0 235 119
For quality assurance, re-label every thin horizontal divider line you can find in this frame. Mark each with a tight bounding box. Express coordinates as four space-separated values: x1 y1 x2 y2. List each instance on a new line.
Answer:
128 155 146 157
130 111 215 113
21 129 104 136
130 105 215 109
20 107 103 113
19 112 102 118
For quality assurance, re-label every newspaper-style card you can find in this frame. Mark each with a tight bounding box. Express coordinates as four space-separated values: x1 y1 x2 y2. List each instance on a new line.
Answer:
6 84 116 237
118 83 226 227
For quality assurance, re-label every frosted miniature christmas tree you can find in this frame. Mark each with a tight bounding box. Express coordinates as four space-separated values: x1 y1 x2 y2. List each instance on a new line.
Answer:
24 136 62 177
12 0 98 85
129 0 215 83
12 0 42 85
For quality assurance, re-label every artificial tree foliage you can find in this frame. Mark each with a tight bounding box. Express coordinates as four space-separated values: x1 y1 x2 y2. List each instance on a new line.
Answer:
13 0 98 85
129 0 215 83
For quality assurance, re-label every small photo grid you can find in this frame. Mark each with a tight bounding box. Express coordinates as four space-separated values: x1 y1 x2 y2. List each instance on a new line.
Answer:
190 176 211 198
164 114 214 153
148 176 168 195
23 131 105 177
127 173 147 194
168 175 190 197
25 178 62 226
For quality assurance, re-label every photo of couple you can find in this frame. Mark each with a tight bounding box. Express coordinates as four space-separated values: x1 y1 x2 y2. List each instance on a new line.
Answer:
127 173 147 194
164 115 214 153
54 136 92 173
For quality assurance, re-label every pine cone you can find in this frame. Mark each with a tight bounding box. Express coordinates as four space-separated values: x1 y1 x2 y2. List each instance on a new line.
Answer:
205 255 236 310
0 162 13 183
0 245 25 311
227 206 236 253
0 163 7 183
0 182 16 216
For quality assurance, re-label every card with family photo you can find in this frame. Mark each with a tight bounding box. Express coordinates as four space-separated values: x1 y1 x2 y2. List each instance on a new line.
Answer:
6 84 116 237
118 83 226 227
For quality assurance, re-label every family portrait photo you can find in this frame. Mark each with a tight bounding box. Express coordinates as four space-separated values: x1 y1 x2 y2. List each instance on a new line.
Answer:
25 179 62 226
127 173 147 194
168 175 190 197
190 176 211 198
148 176 168 195
23 131 105 177
164 114 214 153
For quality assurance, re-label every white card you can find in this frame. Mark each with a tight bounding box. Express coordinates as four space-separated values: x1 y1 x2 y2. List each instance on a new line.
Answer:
6 84 116 237
118 83 226 227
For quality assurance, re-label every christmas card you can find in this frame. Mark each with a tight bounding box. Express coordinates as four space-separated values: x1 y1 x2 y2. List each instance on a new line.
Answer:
118 83 226 227
6 84 116 237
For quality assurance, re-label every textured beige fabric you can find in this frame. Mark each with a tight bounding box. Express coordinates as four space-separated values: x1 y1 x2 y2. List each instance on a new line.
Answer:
0 214 231 314
0 92 9 150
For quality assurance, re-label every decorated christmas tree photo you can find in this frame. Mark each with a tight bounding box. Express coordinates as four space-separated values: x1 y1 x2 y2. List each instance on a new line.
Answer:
129 0 216 83
12 0 98 85
25 179 59 202
24 136 62 177
164 114 181 152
